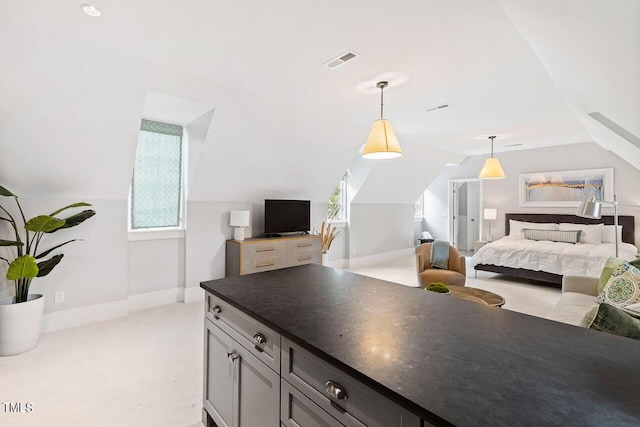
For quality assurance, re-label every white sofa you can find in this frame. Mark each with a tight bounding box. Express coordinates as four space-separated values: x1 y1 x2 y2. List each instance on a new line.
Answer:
547 275 599 326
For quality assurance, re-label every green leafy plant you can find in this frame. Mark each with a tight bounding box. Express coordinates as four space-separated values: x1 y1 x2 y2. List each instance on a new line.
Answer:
0 185 96 303
426 282 450 294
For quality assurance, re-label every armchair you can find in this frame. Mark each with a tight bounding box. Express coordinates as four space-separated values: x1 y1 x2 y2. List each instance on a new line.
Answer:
416 243 466 287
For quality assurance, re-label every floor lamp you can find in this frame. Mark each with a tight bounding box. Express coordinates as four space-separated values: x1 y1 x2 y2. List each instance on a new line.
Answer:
576 195 640 258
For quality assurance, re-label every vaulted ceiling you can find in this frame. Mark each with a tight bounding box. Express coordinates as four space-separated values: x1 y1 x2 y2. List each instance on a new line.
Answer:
0 0 637 203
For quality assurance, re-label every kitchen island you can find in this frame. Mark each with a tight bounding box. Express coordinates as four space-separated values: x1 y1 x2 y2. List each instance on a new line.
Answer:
200 264 640 427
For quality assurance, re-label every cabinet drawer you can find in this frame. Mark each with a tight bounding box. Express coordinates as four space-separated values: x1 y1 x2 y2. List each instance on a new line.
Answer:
287 252 321 267
281 378 344 427
282 338 420 427
286 237 321 254
241 255 286 275
241 241 286 259
207 294 281 373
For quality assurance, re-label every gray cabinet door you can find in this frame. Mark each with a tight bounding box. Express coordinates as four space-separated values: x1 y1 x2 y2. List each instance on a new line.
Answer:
204 319 234 427
234 342 280 427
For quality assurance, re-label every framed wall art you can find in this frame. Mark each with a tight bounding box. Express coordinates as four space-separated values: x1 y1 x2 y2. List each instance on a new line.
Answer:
519 168 613 207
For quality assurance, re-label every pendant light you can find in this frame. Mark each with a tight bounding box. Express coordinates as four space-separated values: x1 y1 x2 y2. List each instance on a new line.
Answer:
362 81 404 159
478 135 505 179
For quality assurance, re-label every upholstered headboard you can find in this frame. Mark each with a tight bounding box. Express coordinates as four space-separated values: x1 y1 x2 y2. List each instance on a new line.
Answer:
505 213 635 246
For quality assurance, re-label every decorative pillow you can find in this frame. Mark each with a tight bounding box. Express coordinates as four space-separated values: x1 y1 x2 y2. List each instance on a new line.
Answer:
596 260 640 308
509 220 558 236
523 229 581 244
601 225 623 244
598 257 640 294
559 223 603 244
580 303 640 340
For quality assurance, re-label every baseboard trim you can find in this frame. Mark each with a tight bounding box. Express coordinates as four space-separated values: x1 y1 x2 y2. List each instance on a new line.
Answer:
129 288 181 312
348 247 415 269
42 300 130 333
42 287 198 333
182 286 205 303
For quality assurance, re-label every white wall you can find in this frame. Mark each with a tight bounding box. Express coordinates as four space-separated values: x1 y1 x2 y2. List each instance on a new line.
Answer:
349 203 416 258
128 239 185 295
0 197 127 313
425 142 640 244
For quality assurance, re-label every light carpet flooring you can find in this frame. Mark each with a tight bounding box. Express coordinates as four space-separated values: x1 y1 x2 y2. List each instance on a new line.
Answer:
0 255 561 427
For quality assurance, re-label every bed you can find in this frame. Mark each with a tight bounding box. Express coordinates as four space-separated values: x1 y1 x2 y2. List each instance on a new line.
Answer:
472 213 637 286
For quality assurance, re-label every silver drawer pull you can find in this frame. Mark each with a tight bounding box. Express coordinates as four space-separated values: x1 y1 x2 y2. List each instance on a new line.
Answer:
253 332 266 345
256 248 275 252
324 380 347 400
226 351 239 362
257 262 274 268
297 243 312 247
298 256 312 261
212 305 222 319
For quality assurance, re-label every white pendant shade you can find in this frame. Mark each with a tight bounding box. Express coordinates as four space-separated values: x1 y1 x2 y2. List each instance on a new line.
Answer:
478 157 505 179
362 119 403 159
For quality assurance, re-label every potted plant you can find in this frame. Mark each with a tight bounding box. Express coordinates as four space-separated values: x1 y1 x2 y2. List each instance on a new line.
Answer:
0 185 96 356
319 221 341 266
426 282 451 294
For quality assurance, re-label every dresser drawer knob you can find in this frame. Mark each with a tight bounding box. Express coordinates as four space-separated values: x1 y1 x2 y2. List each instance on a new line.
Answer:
253 332 266 345
324 380 347 400
212 305 222 319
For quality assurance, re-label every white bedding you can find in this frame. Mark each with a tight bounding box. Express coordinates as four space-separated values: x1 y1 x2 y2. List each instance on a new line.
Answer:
472 235 638 277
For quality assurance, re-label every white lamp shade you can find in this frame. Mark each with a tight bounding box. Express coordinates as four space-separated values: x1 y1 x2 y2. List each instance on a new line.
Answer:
230 210 250 227
483 208 497 220
362 119 403 159
478 157 506 179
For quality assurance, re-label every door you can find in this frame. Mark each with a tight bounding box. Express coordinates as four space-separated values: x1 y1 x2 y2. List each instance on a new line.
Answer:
235 341 280 427
205 319 234 427
449 179 482 249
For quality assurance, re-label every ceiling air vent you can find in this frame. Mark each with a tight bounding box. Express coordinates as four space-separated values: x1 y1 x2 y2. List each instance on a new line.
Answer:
324 51 357 69
425 103 452 112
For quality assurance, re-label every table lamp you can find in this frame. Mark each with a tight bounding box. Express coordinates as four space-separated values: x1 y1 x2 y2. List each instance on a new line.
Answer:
484 208 497 241
230 210 250 241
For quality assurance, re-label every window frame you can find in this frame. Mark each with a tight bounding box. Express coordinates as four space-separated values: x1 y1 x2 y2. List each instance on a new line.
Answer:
414 193 424 220
327 178 347 224
128 119 188 238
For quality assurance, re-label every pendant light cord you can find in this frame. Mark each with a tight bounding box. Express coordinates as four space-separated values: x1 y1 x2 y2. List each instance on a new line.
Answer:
380 85 384 119
489 136 496 157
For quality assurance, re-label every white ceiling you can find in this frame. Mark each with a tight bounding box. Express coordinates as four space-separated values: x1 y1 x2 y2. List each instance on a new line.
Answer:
0 0 637 203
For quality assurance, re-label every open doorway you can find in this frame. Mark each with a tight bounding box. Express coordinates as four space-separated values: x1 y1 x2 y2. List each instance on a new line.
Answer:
448 179 483 251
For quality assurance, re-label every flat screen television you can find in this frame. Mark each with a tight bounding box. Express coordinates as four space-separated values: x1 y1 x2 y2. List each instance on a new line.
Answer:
264 199 310 235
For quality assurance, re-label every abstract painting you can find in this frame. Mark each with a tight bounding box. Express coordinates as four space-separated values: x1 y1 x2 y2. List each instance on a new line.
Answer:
519 168 613 207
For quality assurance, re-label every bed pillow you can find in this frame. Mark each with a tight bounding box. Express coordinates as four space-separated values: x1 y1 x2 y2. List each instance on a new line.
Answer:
509 220 558 236
523 229 581 244
596 259 640 308
580 303 640 340
602 225 623 244
559 223 603 244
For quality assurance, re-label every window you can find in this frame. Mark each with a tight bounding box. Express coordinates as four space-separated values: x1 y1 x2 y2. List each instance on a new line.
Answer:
327 179 346 222
414 194 424 219
130 119 184 230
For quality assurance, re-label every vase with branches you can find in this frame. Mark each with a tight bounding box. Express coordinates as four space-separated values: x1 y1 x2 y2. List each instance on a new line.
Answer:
319 221 341 254
0 185 96 304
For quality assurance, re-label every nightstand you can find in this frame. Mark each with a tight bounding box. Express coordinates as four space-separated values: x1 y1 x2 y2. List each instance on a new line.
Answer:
473 240 488 252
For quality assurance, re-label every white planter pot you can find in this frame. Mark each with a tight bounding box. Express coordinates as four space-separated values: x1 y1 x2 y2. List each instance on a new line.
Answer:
0 294 45 357
321 253 329 266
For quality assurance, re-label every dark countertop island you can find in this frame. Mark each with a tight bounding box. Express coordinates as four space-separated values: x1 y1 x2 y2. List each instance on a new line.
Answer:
201 264 640 426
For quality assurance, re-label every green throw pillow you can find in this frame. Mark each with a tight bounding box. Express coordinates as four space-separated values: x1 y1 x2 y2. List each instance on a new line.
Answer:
597 260 640 308
598 257 640 294
580 303 640 340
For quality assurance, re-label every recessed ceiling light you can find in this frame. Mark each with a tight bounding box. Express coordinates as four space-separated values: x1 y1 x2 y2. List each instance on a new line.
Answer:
81 4 101 17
